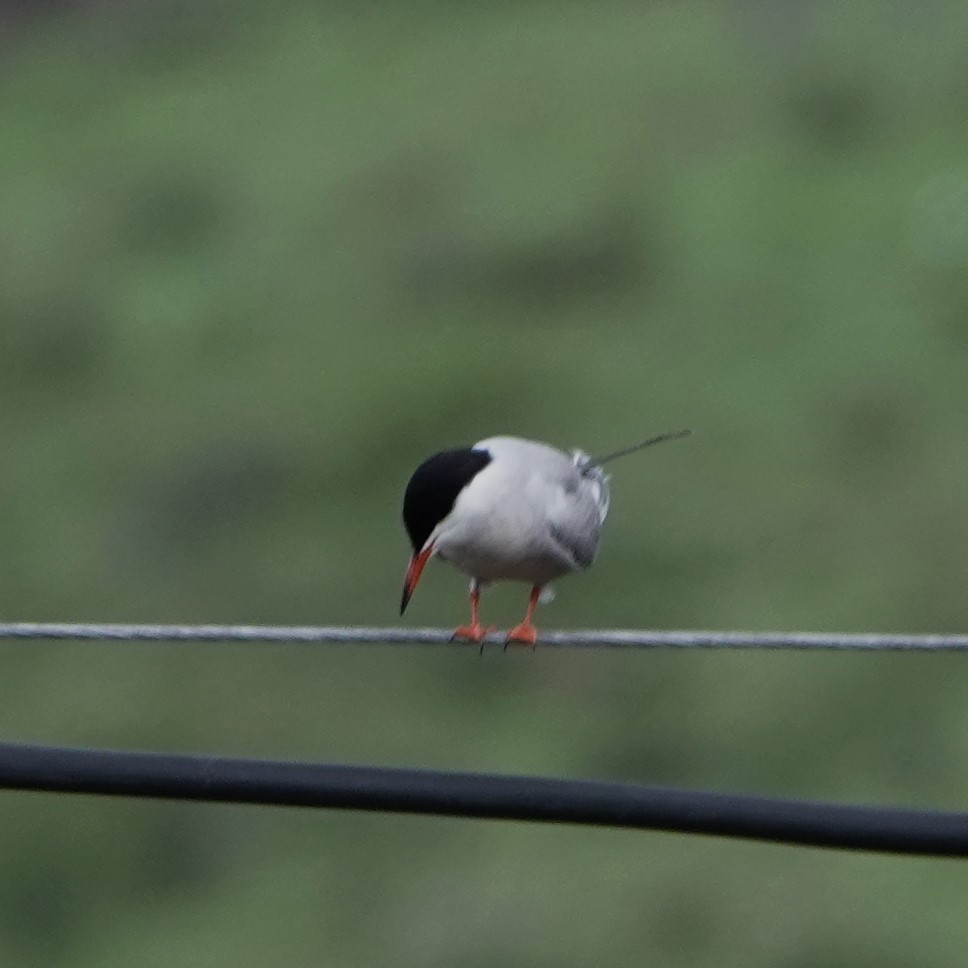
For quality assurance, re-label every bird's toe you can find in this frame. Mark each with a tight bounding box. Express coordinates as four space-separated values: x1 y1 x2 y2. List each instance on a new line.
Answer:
451 624 496 645
504 623 538 649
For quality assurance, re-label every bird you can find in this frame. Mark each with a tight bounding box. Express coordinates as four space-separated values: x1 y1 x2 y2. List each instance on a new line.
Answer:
399 429 690 647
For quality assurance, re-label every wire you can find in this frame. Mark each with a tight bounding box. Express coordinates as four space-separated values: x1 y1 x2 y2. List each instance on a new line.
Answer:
2 623 965 852
1 622 968 650
0 741 966 856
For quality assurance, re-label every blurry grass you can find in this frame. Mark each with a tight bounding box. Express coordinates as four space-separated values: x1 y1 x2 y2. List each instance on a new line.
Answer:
2 0 968 965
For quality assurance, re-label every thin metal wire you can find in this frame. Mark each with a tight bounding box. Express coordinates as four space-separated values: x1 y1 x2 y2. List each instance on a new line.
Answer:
1 622 968 650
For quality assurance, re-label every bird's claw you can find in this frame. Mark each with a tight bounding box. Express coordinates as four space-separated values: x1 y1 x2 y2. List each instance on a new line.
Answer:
504 623 538 650
451 624 496 648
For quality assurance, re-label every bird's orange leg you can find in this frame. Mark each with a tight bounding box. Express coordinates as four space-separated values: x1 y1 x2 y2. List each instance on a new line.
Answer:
451 582 495 645
506 586 541 648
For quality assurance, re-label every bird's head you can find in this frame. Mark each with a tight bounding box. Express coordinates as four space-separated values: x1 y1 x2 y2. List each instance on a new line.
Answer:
400 446 492 614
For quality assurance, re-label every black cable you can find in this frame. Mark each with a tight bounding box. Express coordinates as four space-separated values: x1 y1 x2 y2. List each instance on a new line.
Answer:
0 741 966 857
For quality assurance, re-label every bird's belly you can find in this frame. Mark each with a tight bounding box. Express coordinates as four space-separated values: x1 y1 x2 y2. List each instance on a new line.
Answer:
437 532 574 585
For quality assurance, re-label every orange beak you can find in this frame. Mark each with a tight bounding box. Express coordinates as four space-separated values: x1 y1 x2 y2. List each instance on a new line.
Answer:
400 544 434 615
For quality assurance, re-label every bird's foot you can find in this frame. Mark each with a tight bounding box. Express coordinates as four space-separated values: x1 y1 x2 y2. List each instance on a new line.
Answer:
504 623 538 650
451 623 496 646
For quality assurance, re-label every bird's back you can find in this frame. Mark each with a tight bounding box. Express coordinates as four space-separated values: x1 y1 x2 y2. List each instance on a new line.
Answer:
467 436 609 579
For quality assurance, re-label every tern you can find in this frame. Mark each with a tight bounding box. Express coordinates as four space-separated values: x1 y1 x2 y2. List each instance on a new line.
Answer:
399 429 690 647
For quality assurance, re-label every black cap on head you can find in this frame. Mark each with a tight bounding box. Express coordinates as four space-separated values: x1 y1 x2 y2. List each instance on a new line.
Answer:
402 447 492 553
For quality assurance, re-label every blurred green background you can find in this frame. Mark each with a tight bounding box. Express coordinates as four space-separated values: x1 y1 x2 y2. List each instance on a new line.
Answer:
3 0 968 964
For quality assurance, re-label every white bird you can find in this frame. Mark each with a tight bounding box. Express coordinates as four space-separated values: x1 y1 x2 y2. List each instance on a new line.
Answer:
400 429 690 646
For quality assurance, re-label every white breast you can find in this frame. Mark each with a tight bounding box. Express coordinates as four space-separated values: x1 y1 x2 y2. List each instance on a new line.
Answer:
429 436 608 585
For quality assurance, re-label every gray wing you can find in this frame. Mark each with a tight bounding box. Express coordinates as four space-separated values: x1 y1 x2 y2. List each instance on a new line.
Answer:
546 456 610 570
